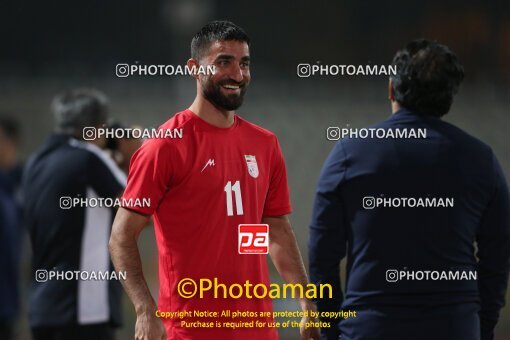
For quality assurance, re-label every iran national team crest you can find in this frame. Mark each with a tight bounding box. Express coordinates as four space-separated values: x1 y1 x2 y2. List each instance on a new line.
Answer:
244 155 259 178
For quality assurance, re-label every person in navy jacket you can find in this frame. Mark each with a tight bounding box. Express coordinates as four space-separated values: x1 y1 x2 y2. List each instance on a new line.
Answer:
309 39 510 340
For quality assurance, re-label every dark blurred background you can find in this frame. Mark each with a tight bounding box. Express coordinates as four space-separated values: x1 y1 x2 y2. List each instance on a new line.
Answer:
1 0 509 339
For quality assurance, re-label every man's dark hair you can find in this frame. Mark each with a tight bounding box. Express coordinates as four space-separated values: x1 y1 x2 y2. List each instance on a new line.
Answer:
0 116 21 143
191 20 250 61
52 88 108 134
390 39 464 117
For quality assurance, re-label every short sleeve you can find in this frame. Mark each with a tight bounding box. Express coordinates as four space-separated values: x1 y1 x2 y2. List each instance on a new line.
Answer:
263 136 292 217
121 139 175 215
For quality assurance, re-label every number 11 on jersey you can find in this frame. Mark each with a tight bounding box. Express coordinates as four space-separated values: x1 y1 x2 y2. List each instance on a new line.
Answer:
224 180 244 216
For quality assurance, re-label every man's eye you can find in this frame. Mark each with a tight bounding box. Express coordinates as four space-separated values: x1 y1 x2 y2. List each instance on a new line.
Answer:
217 60 229 66
241 62 250 68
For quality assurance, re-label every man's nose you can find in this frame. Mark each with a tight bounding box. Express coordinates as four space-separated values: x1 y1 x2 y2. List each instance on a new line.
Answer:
227 64 244 83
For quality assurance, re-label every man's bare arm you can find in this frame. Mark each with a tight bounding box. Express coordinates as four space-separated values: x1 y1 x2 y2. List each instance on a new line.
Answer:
109 207 166 340
264 215 320 340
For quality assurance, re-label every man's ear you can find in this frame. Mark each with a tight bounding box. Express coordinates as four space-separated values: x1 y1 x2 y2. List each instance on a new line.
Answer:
187 58 201 80
388 78 395 101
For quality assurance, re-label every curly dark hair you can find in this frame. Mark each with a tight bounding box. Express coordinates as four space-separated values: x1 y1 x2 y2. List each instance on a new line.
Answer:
390 39 464 117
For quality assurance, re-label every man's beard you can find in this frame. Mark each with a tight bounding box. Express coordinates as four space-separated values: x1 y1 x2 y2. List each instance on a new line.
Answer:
202 78 248 111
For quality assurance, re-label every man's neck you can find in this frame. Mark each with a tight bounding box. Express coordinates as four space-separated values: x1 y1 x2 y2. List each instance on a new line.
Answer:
189 96 235 128
391 101 401 114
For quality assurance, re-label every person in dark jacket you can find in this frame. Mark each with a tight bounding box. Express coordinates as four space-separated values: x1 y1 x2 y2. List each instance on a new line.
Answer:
309 39 510 340
23 89 126 340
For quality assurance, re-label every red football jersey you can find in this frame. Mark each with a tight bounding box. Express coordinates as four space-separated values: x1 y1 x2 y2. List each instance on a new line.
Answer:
122 109 292 339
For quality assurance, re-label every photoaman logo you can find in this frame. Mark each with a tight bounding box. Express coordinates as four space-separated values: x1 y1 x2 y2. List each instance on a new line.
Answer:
238 224 269 254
